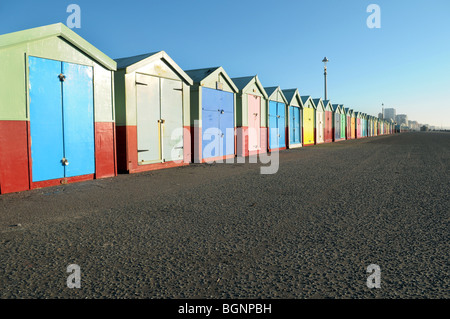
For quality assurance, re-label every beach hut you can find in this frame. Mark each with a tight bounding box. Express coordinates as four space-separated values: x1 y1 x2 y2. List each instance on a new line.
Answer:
232 76 268 157
185 67 238 163
367 115 372 137
332 104 343 141
360 113 365 138
355 112 362 139
283 89 303 148
344 108 351 140
350 110 356 139
114 51 193 173
0 23 117 194
312 98 325 144
374 117 378 136
364 114 369 137
323 100 333 143
372 116 376 136
373 117 378 136
265 86 288 152
372 116 376 137
301 96 315 146
339 104 346 140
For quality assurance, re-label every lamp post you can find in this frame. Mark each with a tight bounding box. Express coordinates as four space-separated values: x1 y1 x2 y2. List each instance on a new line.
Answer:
322 57 329 100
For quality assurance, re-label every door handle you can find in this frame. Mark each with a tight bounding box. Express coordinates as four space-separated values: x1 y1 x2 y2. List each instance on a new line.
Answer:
62 158 69 166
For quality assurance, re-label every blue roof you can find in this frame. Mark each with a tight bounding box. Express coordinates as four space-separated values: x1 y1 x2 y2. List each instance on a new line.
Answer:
312 98 323 108
282 89 297 103
230 76 255 90
115 51 161 69
264 86 278 97
184 67 221 83
300 95 312 104
332 104 340 112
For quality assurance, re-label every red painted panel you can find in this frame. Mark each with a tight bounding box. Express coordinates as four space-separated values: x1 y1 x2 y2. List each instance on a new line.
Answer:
201 154 235 163
129 161 187 173
0 121 30 194
126 126 138 172
95 122 116 179
236 126 247 157
31 174 94 190
183 126 191 164
118 124 190 173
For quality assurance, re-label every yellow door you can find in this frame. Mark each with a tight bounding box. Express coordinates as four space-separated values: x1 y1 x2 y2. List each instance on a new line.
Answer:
303 107 315 145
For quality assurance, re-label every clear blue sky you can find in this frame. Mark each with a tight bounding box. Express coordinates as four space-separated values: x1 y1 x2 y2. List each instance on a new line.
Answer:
1 0 449 128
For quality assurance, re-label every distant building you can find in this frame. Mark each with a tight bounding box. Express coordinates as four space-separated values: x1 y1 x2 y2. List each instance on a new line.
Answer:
384 108 396 122
396 114 408 126
409 120 419 131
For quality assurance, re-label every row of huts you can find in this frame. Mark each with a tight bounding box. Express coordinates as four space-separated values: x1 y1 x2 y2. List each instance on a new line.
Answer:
0 23 394 194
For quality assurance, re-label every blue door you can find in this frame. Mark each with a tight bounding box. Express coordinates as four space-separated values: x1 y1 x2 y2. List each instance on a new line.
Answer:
278 103 286 148
289 106 301 145
269 101 286 149
29 57 65 182
269 101 278 149
62 62 95 177
202 88 234 159
29 57 94 182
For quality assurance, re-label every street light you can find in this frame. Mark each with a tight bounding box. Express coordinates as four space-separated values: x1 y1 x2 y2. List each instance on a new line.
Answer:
322 57 329 100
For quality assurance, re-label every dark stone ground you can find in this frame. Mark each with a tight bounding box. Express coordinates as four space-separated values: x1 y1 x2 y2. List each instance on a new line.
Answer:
0 132 448 299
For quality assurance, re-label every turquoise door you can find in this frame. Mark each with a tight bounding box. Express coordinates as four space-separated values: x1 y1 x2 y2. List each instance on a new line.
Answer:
62 62 95 177
269 101 286 149
289 106 301 145
340 114 346 139
29 56 94 182
29 57 65 182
